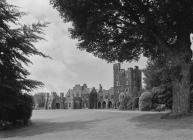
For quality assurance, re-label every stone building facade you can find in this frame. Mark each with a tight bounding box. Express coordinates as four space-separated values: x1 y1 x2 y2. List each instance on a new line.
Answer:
98 85 114 109
113 63 142 108
65 84 115 109
65 89 74 109
65 84 91 109
44 92 65 109
37 63 141 110
81 84 90 108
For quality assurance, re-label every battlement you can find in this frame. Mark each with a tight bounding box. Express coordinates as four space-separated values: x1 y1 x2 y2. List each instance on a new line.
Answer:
114 63 140 72
51 92 57 96
113 63 121 70
113 63 142 106
74 84 81 87
128 67 133 70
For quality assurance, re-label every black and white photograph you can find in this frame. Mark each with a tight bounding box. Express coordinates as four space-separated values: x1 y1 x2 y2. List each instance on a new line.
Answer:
1 0 193 140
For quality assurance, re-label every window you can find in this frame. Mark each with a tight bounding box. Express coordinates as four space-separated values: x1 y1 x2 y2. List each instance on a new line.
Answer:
116 81 120 86
69 103 71 107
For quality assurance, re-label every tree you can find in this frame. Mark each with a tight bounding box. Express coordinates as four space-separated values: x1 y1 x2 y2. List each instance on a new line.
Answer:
33 93 46 108
89 88 97 109
51 0 193 116
143 58 173 110
0 0 48 123
144 58 193 110
144 58 172 90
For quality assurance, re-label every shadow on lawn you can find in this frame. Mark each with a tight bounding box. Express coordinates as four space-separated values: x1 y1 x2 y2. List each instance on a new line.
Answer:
129 112 193 130
0 119 99 138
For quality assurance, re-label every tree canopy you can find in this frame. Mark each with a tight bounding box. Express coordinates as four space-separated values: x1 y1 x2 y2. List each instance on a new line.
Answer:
144 58 172 89
0 0 49 125
0 0 48 93
50 0 193 62
51 0 193 115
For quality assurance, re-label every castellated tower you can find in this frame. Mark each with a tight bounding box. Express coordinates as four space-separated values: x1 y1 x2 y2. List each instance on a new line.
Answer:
113 63 142 108
113 63 121 106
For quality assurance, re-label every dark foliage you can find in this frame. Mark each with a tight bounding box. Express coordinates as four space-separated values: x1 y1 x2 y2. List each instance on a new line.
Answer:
0 1 48 93
0 0 47 126
132 97 139 110
151 85 172 110
0 93 33 129
50 0 193 62
143 58 172 90
15 94 34 123
143 58 172 110
145 59 193 110
89 88 98 109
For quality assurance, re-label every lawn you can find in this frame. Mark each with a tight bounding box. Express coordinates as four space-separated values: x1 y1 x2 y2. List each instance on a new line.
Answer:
0 109 193 140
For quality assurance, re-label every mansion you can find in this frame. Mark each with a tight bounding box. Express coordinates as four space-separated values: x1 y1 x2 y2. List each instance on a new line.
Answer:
43 84 115 109
34 63 142 110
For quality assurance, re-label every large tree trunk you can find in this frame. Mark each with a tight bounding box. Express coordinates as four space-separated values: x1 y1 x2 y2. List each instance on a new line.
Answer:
172 62 191 115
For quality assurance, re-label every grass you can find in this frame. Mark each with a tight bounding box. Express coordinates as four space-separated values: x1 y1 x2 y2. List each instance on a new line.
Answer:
0 110 193 140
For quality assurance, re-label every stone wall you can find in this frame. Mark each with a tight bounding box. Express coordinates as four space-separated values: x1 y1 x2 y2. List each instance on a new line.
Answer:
113 63 142 108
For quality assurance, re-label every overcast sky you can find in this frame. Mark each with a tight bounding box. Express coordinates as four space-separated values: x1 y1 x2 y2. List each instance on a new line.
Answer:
8 0 147 94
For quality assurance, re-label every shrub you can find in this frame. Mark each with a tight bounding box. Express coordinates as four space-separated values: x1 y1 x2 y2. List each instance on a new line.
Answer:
118 92 126 110
119 95 132 110
132 97 139 110
155 104 167 112
0 88 18 123
15 94 33 124
139 91 153 111
124 96 133 110
0 93 33 129
151 84 172 110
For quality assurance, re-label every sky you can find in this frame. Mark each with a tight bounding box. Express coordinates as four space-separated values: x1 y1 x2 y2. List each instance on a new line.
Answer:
8 0 147 94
